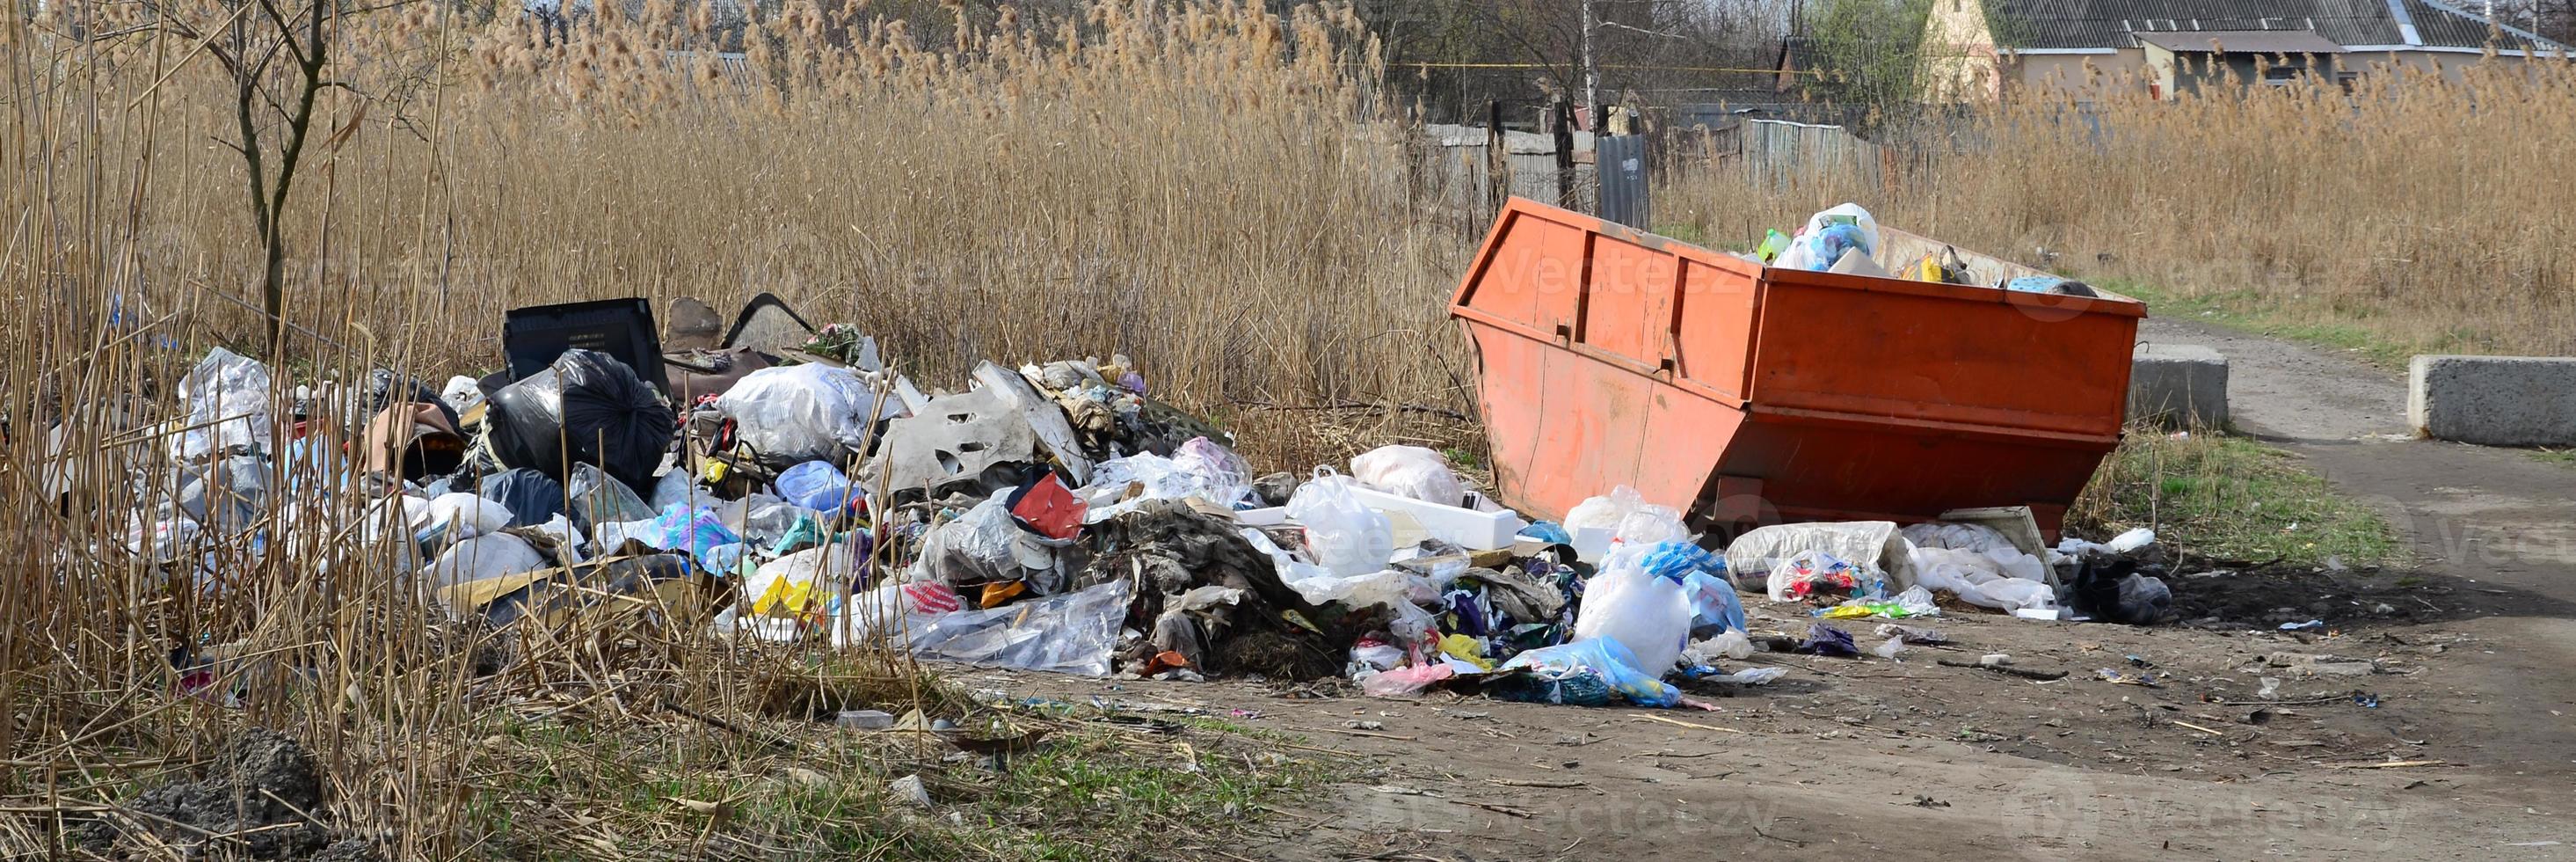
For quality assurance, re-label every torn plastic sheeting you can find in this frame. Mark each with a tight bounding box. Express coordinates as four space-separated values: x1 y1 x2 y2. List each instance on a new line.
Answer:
171 347 275 461
877 387 1042 498
902 579 1133 676
971 362 1092 485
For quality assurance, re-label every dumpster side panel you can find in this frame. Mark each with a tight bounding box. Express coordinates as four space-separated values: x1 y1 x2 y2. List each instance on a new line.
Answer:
1461 323 1743 522
1746 274 2140 437
1577 237 1678 369
1719 416 2108 535
1460 210 1588 335
1674 258 1760 405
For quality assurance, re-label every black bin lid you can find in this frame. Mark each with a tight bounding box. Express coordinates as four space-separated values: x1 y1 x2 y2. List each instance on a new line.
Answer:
501 298 668 396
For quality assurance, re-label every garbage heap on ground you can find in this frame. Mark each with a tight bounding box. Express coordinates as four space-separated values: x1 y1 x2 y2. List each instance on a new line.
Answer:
113 296 2178 713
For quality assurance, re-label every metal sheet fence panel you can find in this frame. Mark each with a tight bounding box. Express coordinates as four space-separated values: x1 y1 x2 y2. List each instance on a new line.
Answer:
1595 134 1649 229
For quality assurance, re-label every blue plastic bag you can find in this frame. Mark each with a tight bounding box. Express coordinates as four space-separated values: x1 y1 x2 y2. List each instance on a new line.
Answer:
1517 521 1574 545
1496 637 1681 708
776 461 862 514
1640 542 1743 635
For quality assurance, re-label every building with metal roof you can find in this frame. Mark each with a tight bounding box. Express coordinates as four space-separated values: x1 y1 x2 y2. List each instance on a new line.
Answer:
1920 0 2566 100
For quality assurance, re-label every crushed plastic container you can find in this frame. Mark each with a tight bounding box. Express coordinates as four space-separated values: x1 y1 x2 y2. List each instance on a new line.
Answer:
1450 198 2144 540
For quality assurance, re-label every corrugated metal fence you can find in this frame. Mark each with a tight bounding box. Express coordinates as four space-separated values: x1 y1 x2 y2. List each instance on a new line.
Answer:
1735 119 1884 192
1595 134 1650 230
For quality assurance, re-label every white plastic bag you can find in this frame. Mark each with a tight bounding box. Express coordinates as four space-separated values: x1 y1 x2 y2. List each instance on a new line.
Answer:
715 364 897 464
426 532 547 588
1911 545 2058 613
1284 469 1394 578
1349 445 1464 506
426 493 513 540
1772 203 1882 272
1571 553 1692 676
1564 486 1688 559
171 347 275 461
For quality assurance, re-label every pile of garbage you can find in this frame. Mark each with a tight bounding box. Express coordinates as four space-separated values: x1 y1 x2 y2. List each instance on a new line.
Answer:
106 295 2177 713
1751 201 2100 296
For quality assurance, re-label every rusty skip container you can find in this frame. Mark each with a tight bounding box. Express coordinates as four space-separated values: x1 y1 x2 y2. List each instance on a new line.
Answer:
1450 198 2145 539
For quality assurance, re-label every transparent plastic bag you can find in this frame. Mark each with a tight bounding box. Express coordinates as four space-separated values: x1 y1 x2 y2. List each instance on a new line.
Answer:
913 497 1022 585
717 364 896 464
1170 436 1255 508
903 579 1132 676
1284 469 1394 578
1572 546 1692 676
1563 486 1687 559
775 460 860 513
171 347 275 461
829 580 964 647
567 463 655 528
1349 444 1463 506
1763 549 1876 603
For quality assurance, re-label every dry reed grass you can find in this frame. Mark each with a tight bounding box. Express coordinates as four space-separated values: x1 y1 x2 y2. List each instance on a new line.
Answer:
1662 62 2576 360
2 1 1453 856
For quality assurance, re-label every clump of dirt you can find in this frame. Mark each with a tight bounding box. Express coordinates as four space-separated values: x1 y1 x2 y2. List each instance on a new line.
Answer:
82 727 377 861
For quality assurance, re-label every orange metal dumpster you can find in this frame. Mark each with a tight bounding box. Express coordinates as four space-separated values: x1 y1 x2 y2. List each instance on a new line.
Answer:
1449 198 2145 540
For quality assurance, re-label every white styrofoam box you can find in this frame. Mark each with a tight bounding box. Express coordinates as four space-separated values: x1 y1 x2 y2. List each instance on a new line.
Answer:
1343 485 1526 551
1236 506 1288 527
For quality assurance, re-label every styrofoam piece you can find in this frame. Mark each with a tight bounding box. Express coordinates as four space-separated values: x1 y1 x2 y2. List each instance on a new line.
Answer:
1568 525 1614 562
1343 485 1526 551
1236 506 1287 527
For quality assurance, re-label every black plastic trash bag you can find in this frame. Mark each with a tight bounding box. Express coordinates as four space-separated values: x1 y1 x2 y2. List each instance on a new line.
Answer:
478 469 568 530
485 349 674 496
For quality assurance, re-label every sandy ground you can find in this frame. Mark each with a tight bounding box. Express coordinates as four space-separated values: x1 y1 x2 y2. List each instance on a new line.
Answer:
961 317 2576 861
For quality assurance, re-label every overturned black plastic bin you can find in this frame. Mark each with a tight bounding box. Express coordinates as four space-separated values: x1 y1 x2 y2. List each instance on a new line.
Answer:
503 298 668 396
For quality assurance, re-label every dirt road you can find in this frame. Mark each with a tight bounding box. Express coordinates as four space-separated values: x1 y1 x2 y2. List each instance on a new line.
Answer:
976 318 2576 861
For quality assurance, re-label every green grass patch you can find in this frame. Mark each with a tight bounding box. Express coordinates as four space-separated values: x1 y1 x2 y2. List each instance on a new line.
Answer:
2070 427 2400 566
2532 449 2576 468
459 705 1336 861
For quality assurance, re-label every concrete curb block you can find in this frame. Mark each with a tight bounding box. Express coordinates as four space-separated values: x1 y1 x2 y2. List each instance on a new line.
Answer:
2409 354 2576 447
2128 344 2229 428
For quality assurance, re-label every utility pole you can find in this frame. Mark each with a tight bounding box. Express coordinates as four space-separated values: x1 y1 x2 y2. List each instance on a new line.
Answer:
1580 0 1600 130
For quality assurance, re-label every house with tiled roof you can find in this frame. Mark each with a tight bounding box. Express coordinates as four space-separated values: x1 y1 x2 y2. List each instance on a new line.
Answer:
1919 0 2566 100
